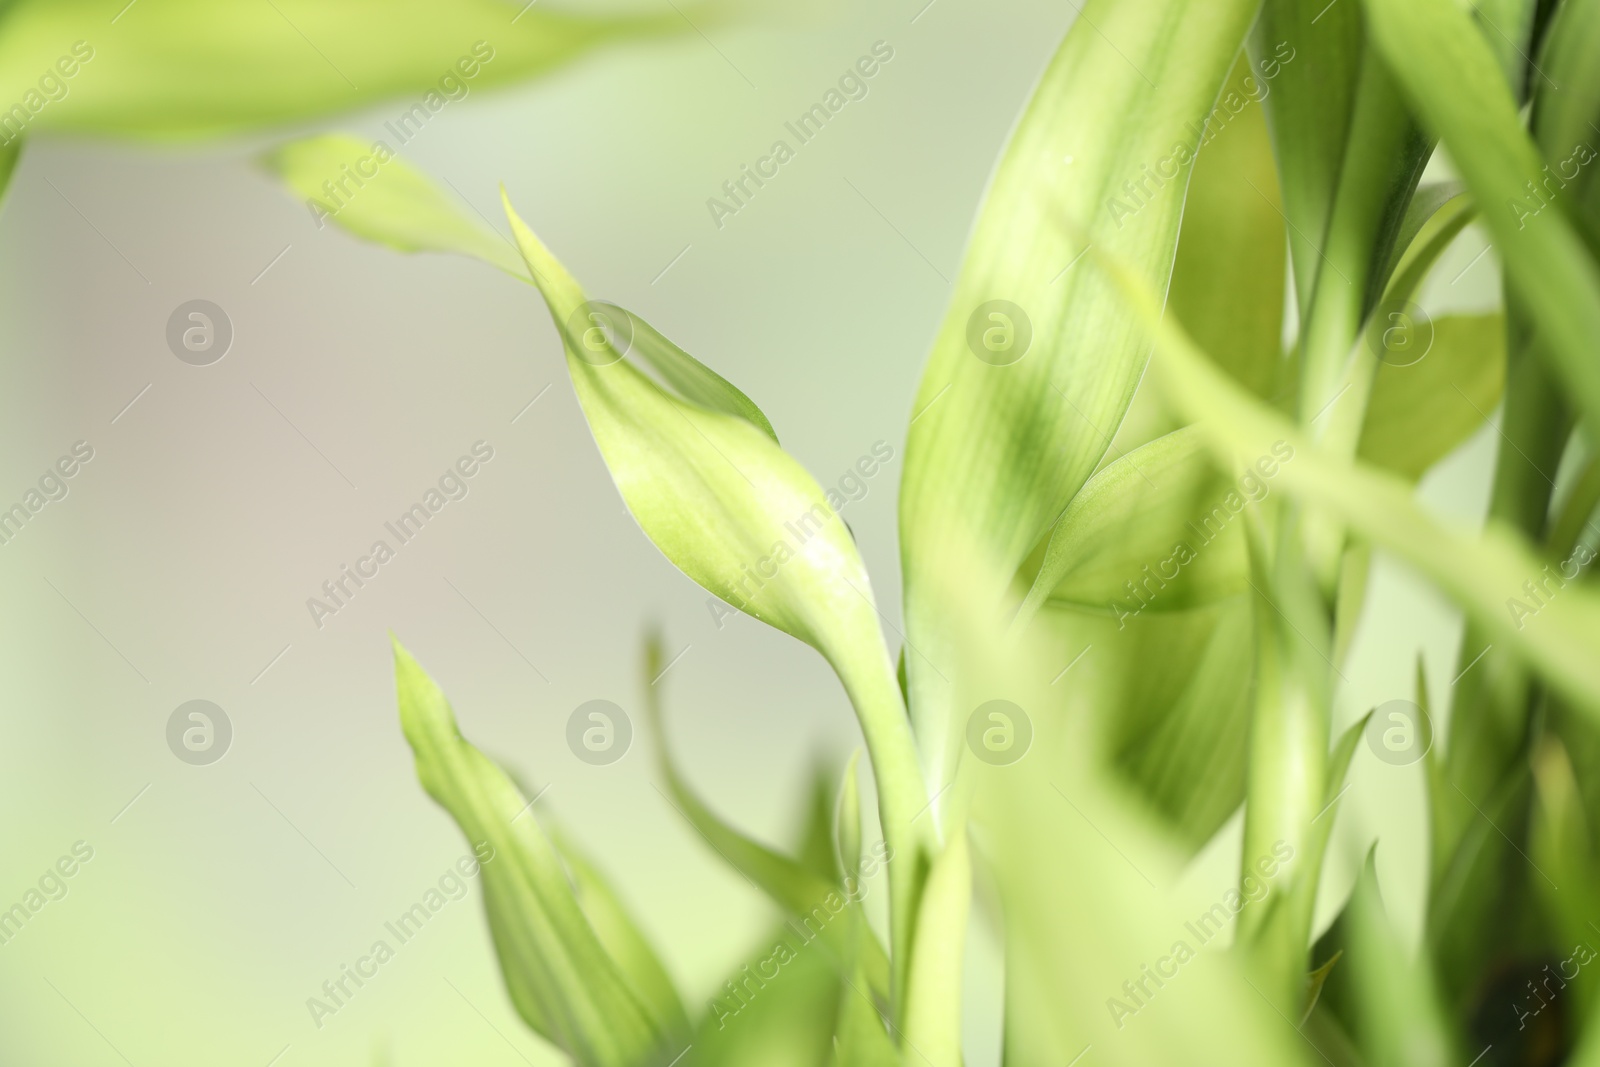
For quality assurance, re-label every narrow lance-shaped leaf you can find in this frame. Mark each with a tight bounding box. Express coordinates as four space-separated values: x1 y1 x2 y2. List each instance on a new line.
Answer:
265 133 783 441
1017 426 1244 625
1356 313 1507 480
898 0 1261 789
392 639 684 1067
500 194 929 1011
642 632 892 1004
900 829 969 1067
1164 52 1287 402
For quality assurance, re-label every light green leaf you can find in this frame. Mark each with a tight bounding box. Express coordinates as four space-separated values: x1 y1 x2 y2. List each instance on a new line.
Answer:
551 827 692 1047
690 925 843 1067
391 638 680 1067
898 0 1261 787
1095 241 1600 722
642 632 891 1004
263 133 527 276
831 972 899 1067
4 0 707 141
266 135 782 441
1357 313 1507 479
1035 594 1255 852
901 829 969 1067
1361 0 1600 439
1165 52 1287 401
1344 851 1459 1067
1253 0 1364 321
835 750 862 880
986 755 1316 1066
1018 427 1244 624
501 199 928 1007
1531 0 1600 252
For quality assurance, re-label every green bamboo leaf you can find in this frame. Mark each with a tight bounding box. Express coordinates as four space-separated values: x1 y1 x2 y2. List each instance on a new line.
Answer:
391 638 680 1067
1361 0 1600 438
1532 0 1600 253
266 135 782 441
1035 595 1255 852
263 133 526 276
901 829 969 1067
1253 0 1363 320
3 0 710 140
986 757 1317 1066
1165 52 1287 401
1343 851 1459 1067
1017 427 1245 624
642 633 891 1004
831 973 899 1067
1357 313 1507 479
1234 506 1333 1013
499 203 927 1006
897 0 1261 787
1093 241 1600 720
690 924 843 1067
550 828 692 1048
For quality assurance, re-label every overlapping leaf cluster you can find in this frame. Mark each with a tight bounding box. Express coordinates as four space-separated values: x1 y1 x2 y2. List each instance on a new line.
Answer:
251 0 1600 1064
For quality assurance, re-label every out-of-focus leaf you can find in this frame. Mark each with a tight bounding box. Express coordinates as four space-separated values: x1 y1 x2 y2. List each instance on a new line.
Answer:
1097 245 1600 721
1253 0 1364 319
264 133 526 275
1471 0 1541 95
985 755 1316 1066
551 828 692 1046
3 0 706 140
689 925 843 1067
1361 0 1600 438
1357 313 1507 480
643 632 891 1004
901 830 969 1067
1018 427 1245 623
897 0 1260 787
1166 53 1286 401
1303 950 1343 1025
835 751 862 880
1378 182 1467 289
1529 736 1600 1016
0 138 20 214
502 197 928 998
1033 595 1255 852
391 639 681 1067
831 971 898 1067
1531 0 1600 251
267 136 781 441
1344 851 1459 1067
1235 507 1333 1013
1295 45 1432 435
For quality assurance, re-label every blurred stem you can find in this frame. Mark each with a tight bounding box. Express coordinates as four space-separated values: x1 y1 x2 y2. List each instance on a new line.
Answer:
1237 505 1333 1012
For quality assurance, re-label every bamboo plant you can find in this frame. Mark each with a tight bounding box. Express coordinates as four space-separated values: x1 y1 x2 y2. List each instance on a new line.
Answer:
270 0 1600 1063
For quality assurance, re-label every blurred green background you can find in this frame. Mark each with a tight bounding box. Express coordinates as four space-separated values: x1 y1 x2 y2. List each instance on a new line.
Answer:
0 0 1502 1063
